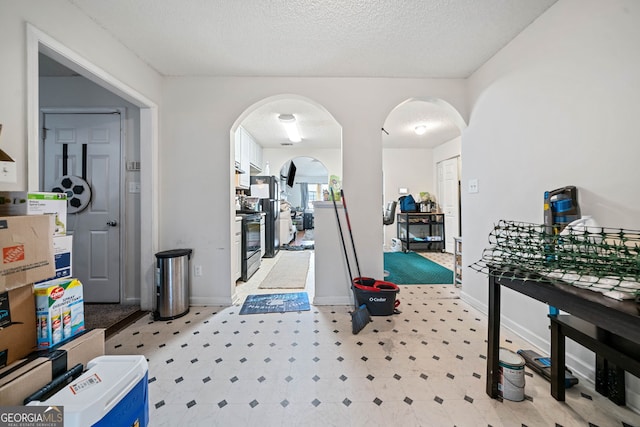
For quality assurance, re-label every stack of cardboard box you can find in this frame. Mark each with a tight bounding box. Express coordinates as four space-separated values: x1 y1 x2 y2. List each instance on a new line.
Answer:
0 192 72 281
0 194 104 406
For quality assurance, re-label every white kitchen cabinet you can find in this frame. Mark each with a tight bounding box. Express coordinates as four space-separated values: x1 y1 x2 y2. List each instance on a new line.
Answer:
234 128 241 167
238 128 251 188
250 141 263 172
235 126 263 188
234 218 242 281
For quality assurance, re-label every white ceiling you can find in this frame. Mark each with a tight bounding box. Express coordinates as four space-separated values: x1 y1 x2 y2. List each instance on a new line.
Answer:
57 0 558 149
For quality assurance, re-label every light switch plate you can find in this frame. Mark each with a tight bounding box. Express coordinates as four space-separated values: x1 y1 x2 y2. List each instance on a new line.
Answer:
129 182 141 193
468 179 479 193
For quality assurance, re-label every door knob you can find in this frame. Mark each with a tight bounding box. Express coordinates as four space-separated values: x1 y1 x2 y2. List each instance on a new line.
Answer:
107 220 118 227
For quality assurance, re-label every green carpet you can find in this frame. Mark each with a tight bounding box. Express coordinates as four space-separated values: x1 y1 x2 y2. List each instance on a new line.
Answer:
384 252 453 285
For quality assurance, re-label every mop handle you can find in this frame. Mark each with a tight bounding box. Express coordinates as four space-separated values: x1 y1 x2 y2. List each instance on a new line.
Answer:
340 190 362 279
331 188 353 284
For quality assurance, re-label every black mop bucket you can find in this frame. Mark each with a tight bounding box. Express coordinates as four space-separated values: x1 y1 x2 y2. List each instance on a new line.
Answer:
353 278 400 316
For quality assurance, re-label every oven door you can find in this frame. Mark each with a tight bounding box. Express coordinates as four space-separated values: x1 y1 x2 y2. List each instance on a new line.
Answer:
241 215 262 281
245 217 261 256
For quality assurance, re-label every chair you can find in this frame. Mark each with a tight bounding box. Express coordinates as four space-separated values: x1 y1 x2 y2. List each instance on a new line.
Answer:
383 200 397 278
383 201 397 225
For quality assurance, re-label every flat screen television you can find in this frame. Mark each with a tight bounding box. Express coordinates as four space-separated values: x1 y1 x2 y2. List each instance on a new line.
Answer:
286 161 297 188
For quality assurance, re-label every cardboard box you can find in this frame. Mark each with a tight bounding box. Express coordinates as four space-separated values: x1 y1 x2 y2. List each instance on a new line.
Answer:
0 329 105 406
34 278 85 349
0 149 17 184
0 191 67 236
0 215 55 292
37 235 73 283
0 285 37 367
0 125 16 184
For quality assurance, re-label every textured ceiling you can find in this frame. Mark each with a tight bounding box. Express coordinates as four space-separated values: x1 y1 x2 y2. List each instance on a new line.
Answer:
68 0 557 78
60 0 558 150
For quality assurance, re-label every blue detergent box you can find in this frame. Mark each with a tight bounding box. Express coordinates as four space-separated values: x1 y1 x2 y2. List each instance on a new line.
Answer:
28 355 149 427
37 235 73 283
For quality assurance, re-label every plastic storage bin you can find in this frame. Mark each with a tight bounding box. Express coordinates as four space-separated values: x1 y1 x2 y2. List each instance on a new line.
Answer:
154 248 192 320
28 355 149 427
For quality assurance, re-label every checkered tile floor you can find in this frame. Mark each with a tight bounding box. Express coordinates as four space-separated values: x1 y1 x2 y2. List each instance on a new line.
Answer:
107 281 639 426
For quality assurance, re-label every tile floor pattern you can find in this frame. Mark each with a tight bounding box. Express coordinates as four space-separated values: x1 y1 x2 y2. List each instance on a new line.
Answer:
107 284 640 427
420 251 455 271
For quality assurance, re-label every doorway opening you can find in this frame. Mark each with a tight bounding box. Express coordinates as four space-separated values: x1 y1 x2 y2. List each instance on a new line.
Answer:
27 25 159 334
279 156 329 251
381 97 466 284
230 95 342 303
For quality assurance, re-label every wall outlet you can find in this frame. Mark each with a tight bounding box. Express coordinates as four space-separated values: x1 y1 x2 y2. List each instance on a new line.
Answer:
194 265 203 277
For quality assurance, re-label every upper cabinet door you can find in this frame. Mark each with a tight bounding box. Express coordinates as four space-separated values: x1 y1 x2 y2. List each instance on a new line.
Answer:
239 127 250 188
234 128 242 166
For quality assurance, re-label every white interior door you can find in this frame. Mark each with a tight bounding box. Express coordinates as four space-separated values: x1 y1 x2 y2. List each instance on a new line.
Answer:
438 157 460 253
42 112 122 302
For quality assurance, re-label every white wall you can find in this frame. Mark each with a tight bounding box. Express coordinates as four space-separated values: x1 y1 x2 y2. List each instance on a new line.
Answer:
462 0 640 408
433 137 461 169
1 1 162 309
40 76 142 303
264 148 341 183
161 77 467 304
0 1 162 189
263 147 340 207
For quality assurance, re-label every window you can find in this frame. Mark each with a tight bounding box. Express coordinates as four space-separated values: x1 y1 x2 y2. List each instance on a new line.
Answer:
307 184 317 209
306 183 328 209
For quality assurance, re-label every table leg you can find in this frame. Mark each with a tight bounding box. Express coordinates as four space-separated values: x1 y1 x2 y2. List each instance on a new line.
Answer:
550 319 565 401
486 275 501 398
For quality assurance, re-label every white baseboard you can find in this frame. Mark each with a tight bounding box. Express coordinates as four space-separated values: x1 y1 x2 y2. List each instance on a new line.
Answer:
190 297 233 306
313 296 351 306
460 290 593 385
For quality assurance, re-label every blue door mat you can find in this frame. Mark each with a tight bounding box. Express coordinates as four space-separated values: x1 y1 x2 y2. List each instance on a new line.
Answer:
239 292 310 315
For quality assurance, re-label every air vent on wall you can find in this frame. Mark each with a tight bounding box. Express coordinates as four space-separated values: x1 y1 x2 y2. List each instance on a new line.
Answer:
280 142 293 146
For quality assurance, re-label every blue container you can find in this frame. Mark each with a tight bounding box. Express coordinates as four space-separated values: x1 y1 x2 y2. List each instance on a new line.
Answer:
552 198 574 213
28 355 149 427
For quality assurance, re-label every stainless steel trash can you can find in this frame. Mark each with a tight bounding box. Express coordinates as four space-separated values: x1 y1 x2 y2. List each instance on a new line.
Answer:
154 249 192 320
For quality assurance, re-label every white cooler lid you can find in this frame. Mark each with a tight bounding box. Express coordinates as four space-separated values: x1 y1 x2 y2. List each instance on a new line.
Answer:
28 355 148 426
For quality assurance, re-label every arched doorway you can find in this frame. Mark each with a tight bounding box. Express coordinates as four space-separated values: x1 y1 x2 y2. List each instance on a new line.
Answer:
278 156 329 249
230 95 342 300
381 97 466 280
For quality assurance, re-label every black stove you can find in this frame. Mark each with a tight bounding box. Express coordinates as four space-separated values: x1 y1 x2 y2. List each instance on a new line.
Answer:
237 211 262 281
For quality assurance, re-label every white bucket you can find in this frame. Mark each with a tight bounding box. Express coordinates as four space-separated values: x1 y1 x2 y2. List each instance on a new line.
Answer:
498 348 525 401
390 238 402 252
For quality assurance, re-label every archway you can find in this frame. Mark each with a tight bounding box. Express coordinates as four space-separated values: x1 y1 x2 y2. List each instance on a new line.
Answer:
278 156 329 249
381 97 466 278
230 95 342 300
26 24 158 312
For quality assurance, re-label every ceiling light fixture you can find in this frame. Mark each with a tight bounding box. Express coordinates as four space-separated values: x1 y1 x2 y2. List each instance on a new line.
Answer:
278 114 301 143
414 125 427 135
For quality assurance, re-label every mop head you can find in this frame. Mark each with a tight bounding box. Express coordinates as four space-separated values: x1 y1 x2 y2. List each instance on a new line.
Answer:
351 304 371 334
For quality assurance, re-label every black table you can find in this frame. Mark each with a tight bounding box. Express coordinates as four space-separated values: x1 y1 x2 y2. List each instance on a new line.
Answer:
486 271 640 400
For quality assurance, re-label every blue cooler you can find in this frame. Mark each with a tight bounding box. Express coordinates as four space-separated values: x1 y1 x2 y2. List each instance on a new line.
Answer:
28 355 149 427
